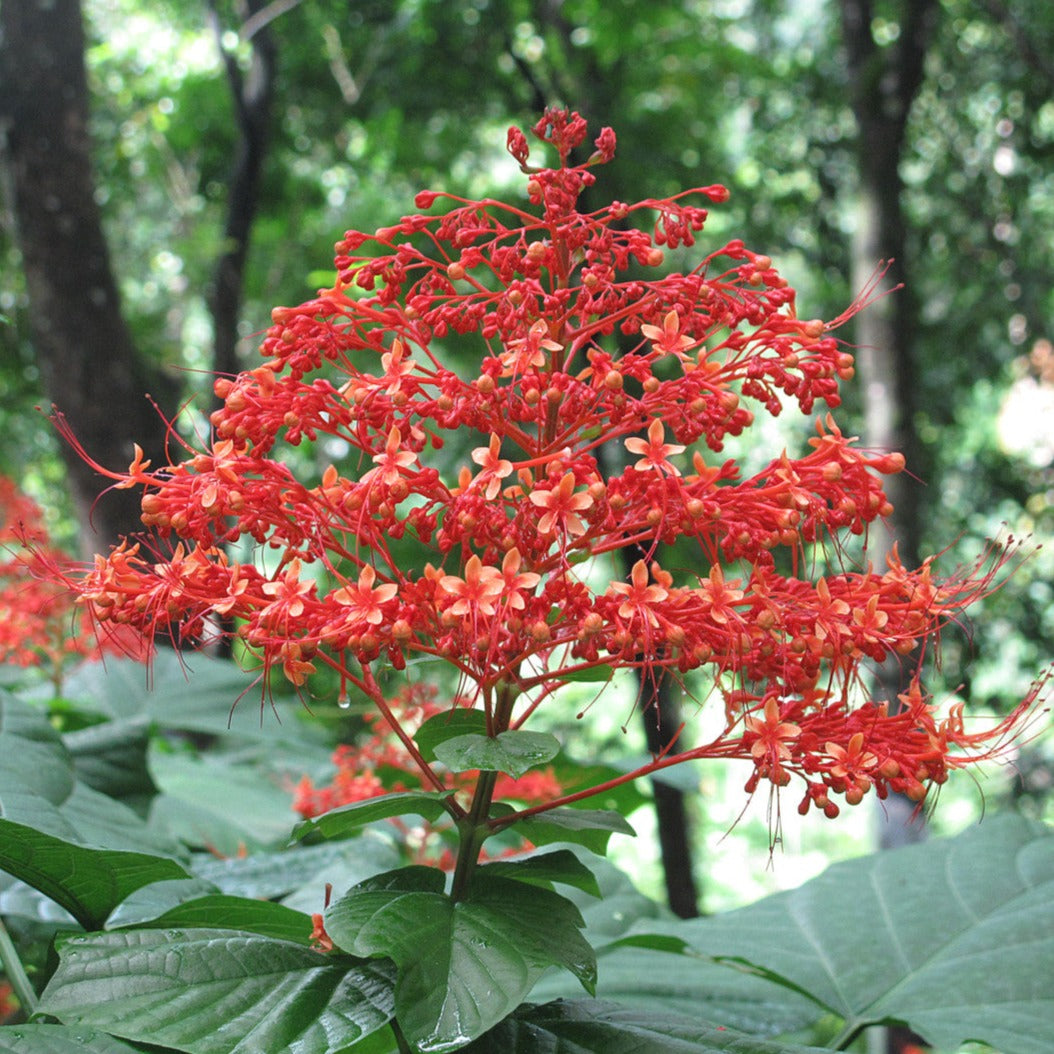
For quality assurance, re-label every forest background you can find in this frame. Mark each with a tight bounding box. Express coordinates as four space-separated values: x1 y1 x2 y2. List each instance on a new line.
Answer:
1 0 1053 913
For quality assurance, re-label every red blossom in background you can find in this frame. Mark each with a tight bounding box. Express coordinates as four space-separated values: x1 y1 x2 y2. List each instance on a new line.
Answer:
56 109 1045 825
0 477 144 673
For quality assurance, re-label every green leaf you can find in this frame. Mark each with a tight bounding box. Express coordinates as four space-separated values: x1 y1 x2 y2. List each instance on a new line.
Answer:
413 709 487 763
326 867 596 1051
147 750 300 854
0 818 189 930
64 718 155 803
128 894 315 944
478 849 601 898
523 852 837 1037
189 836 401 905
554 664 615 683
37 928 395 1054
292 791 452 842
0 875 77 925
462 999 832 1053
105 878 221 929
515 807 635 854
0 1024 146 1054
434 730 561 778
0 691 77 839
637 815 1054 1054
58 781 178 856
547 757 650 822
60 654 330 761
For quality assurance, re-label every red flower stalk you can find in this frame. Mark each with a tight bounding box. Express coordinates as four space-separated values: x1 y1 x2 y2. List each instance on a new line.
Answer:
57 109 1044 820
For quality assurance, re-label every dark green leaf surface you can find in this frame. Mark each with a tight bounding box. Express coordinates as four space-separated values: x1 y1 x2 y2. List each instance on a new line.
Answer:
147 751 300 854
292 791 452 841
462 999 831 1053
555 664 615 684
133 894 314 944
413 709 487 762
515 808 635 854
0 1024 146 1054
0 819 188 930
37 928 395 1054
478 849 601 898
58 653 309 742
526 853 820 1038
105 878 222 929
434 731 561 778
326 867 596 1052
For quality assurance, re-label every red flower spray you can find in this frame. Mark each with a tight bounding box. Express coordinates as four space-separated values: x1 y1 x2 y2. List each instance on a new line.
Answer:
56 110 1045 849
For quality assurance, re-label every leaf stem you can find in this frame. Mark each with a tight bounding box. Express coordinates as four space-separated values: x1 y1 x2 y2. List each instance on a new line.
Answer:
0 915 38 1014
390 1017 417 1054
830 1019 865 1050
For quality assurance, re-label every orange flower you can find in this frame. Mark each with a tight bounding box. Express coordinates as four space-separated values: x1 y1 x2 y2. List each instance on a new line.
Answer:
625 418 686 476
528 472 593 536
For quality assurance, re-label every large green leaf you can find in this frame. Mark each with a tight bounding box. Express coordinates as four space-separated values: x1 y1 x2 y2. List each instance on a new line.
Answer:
147 750 299 854
634 815 1054 1053
524 853 820 1038
325 866 596 1052
189 836 402 911
36 928 396 1054
434 730 561 778
0 1024 146 1054
462 999 831 1053
123 894 314 944
0 692 77 839
64 718 155 803
58 654 303 741
105 878 222 929
0 818 189 930
57 780 179 856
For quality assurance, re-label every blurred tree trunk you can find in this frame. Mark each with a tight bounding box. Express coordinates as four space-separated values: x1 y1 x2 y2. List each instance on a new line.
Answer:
839 0 937 836
207 0 277 389
634 631 701 919
0 0 178 556
838 2 938 1051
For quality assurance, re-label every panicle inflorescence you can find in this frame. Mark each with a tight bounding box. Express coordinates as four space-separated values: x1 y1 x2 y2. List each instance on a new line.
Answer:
59 109 1044 820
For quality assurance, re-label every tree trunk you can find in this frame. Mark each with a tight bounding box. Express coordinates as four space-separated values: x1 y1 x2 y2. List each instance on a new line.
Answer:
207 0 277 390
838 3 938 1051
637 661 701 918
0 0 178 556
839 0 937 835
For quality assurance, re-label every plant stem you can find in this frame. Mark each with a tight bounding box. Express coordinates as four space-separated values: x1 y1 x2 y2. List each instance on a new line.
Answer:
448 680 517 902
830 1018 865 1050
390 1018 416 1054
449 768 498 902
0 915 37 1014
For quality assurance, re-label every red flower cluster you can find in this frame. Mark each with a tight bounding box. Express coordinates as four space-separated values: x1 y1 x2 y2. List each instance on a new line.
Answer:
58 110 1041 820
0 477 140 673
